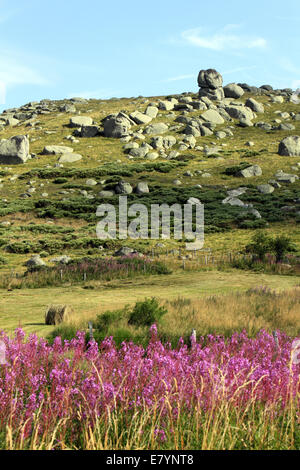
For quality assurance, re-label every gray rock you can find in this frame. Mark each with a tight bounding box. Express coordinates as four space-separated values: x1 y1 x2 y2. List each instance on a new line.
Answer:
158 101 174 111
135 182 149 194
69 116 93 128
130 111 152 125
238 165 262 178
257 184 274 194
223 83 244 99
144 123 168 135
255 122 272 131
114 246 135 256
145 106 158 118
276 123 295 131
129 147 149 158
245 98 264 113
103 112 133 138
201 109 224 125
25 255 46 267
58 153 82 163
99 190 115 198
115 181 133 194
79 125 99 137
43 145 73 155
86 179 97 186
60 104 76 113
225 105 254 121
278 136 300 156
198 69 223 89
0 135 30 164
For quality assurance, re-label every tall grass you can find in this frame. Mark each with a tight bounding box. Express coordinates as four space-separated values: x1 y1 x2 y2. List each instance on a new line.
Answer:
0 255 171 289
0 327 299 450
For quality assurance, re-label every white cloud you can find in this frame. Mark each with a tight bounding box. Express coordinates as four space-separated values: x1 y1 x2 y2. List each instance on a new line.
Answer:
163 74 196 82
180 27 267 51
222 66 257 75
0 49 52 89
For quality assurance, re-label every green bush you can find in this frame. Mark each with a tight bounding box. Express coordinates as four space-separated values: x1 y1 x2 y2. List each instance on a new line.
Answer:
128 297 167 327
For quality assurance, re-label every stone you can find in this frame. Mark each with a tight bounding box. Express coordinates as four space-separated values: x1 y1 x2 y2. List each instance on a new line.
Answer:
198 69 223 89
0 135 30 164
114 246 135 256
25 255 46 267
60 104 76 113
135 182 149 194
198 69 225 101
144 123 168 135
79 125 99 137
43 145 73 155
245 98 264 113
86 179 97 186
115 181 133 194
158 101 174 111
130 111 152 125
99 190 115 198
255 122 272 131
225 105 254 121
278 136 300 156
145 106 158 118
271 96 284 104
257 184 274 194
103 112 133 138
239 118 253 127
201 109 224 125
276 123 295 131
223 83 244 99
129 147 149 158
69 116 93 128
238 165 262 178
58 153 82 163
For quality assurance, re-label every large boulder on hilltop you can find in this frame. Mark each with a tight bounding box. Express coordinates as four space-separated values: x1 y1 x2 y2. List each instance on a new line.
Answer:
198 68 225 101
198 69 223 89
278 136 300 156
0 135 30 164
223 83 244 99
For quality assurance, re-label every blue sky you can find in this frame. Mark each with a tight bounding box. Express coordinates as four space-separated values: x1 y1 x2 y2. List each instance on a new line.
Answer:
0 0 300 111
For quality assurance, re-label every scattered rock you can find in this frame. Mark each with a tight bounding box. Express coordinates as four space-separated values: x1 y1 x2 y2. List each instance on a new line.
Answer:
0 135 30 164
278 136 300 156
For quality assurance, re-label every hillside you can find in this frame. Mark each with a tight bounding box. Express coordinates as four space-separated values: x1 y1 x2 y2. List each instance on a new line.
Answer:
0 69 299 274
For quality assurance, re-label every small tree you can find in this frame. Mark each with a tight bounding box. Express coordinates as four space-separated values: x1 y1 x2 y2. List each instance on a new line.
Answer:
271 235 295 263
245 231 272 262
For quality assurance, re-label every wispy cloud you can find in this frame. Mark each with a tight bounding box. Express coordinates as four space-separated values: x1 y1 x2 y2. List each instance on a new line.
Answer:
180 26 267 51
163 74 196 82
222 66 257 75
0 50 50 88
